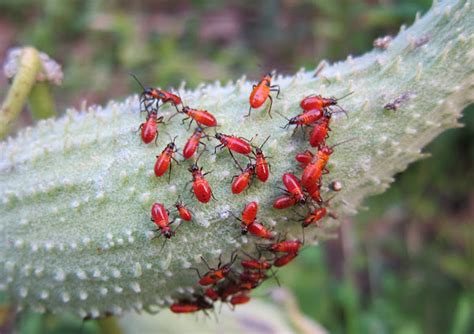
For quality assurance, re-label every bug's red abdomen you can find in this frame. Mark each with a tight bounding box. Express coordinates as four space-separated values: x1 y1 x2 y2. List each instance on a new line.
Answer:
177 206 192 221
183 137 199 159
282 173 305 202
193 178 212 203
170 94 182 105
232 172 251 194
170 303 200 313
273 195 297 209
141 116 157 144
295 150 314 166
305 181 323 204
274 252 298 267
298 109 324 125
151 203 169 228
255 154 269 182
240 270 267 283
303 208 327 227
154 154 170 177
161 91 181 106
219 284 242 299
309 125 328 148
301 149 331 189
309 117 330 148
198 276 215 286
242 201 258 225
300 95 325 111
249 83 270 108
247 222 274 240
151 203 168 222
301 164 323 189
227 137 252 155
188 109 217 127
183 131 201 160
270 240 302 253
205 287 219 301
230 293 251 305
241 259 271 270
199 270 225 286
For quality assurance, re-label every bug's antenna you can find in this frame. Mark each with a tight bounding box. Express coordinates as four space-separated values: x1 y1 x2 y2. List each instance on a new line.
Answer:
258 135 271 150
129 73 147 91
330 137 358 149
335 91 354 101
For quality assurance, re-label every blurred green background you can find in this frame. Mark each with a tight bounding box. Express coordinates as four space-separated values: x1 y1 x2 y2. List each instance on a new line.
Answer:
0 0 472 333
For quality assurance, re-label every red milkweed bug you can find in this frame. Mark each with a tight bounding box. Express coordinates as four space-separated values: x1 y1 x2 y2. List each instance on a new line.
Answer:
305 180 323 204
309 109 348 148
182 106 217 128
175 196 192 221
173 106 217 129
231 162 256 195
150 203 176 239
130 73 162 113
204 287 220 302
281 173 306 204
300 91 352 113
239 270 268 284
309 112 331 148
257 232 305 268
240 257 272 271
236 281 258 292
217 280 252 300
214 133 253 156
253 135 271 182
246 221 274 240
279 109 324 132
138 110 164 144
268 239 303 254
273 195 297 209
301 138 356 189
295 150 314 168
230 293 251 306
301 207 328 228
259 230 305 253
241 201 258 226
156 89 182 112
273 252 299 267
154 136 180 182
170 296 213 314
130 73 182 113
183 127 208 160
191 252 238 286
300 195 338 228
247 72 281 118
301 145 332 189
231 202 274 239
187 152 215 204
239 250 274 282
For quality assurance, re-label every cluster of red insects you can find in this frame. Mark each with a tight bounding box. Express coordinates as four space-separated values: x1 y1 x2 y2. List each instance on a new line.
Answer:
132 72 347 314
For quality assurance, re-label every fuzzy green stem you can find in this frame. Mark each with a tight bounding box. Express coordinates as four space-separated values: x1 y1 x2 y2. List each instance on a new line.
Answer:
0 47 42 139
28 82 56 120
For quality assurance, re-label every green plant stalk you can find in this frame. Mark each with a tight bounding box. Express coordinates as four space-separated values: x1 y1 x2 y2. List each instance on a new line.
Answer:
28 83 57 120
0 0 473 319
0 47 42 139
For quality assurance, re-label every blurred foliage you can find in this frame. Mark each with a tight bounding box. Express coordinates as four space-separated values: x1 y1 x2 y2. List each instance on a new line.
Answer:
0 0 472 333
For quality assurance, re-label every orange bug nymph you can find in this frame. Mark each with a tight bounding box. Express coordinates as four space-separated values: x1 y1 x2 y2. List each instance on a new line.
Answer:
247 72 281 118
